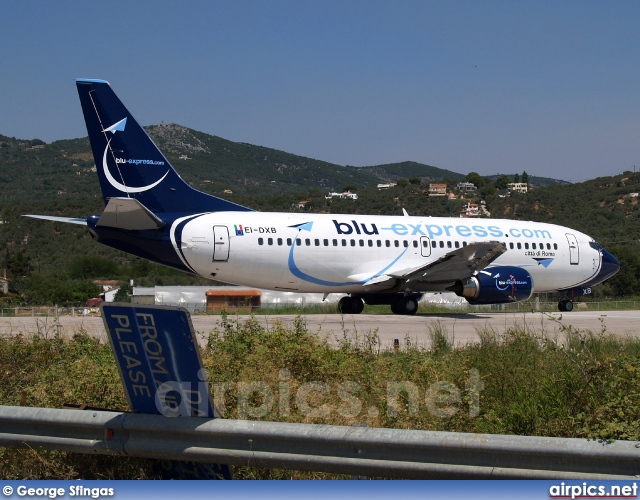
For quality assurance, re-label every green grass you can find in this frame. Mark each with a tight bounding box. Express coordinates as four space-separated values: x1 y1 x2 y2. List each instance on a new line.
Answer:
1 317 639 479
236 296 640 316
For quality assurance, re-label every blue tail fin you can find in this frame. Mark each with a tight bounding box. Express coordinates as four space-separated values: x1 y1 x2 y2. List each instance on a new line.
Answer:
76 79 252 214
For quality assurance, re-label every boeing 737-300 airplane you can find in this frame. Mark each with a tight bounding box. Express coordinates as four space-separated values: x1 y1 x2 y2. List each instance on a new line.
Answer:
27 79 620 315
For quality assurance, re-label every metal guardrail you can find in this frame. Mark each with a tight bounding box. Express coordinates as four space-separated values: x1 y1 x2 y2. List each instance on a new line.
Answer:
0 405 638 479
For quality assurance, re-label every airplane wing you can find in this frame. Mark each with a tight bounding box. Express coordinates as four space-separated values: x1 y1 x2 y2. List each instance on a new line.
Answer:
361 241 507 290
23 215 87 225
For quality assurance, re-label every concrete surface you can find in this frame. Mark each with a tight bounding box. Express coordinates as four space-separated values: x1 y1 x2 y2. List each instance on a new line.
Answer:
1 310 638 348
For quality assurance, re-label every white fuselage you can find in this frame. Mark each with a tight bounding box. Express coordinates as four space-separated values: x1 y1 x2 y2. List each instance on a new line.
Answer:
171 212 602 294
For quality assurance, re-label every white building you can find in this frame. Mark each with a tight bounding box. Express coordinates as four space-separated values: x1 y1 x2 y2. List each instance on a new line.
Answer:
456 182 477 192
326 191 358 200
508 182 528 193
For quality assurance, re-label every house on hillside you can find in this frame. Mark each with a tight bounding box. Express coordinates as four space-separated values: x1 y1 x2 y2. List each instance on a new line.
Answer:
428 183 447 196
460 203 480 218
508 182 528 194
326 191 358 200
292 200 308 209
456 182 477 193
377 183 397 189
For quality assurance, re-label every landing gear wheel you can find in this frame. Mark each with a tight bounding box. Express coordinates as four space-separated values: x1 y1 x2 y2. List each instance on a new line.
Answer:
390 297 404 315
403 296 418 316
391 296 418 315
338 297 351 314
558 299 574 312
338 296 364 314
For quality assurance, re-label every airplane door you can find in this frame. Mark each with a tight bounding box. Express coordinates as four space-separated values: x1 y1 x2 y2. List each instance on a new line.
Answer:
566 233 579 265
213 226 230 261
420 236 431 257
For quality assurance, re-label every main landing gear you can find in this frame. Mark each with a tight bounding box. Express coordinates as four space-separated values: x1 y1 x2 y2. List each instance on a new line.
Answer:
337 294 420 315
558 299 574 312
338 296 364 315
390 295 419 315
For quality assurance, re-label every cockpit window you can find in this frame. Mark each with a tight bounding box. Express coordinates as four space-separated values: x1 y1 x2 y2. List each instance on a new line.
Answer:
589 241 603 251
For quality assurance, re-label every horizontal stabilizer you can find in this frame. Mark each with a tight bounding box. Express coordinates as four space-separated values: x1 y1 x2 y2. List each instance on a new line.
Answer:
96 197 166 230
23 215 87 225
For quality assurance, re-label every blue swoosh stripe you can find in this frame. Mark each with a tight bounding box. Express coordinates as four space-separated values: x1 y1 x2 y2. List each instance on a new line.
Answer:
287 240 409 287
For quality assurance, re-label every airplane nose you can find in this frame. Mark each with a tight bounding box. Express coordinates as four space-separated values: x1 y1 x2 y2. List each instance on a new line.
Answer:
599 249 620 282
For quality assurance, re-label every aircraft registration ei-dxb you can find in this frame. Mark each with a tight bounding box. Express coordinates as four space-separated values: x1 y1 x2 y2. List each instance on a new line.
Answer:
26 79 620 315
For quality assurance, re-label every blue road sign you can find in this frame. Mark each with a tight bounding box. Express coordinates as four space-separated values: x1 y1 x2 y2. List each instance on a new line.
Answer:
101 303 231 479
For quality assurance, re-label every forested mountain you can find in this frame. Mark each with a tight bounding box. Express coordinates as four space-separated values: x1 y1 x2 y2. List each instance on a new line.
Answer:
1 126 636 304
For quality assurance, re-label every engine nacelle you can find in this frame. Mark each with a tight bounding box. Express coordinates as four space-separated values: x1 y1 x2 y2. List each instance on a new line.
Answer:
449 266 534 305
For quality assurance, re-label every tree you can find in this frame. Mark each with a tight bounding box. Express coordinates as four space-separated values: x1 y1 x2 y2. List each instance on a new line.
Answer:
465 172 483 187
522 171 529 186
114 281 132 302
495 175 511 191
514 173 520 183
396 178 409 188
409 177 422 185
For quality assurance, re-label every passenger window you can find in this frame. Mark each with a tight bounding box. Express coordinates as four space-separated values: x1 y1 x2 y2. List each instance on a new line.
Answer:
377 240 382 247
351 239 356 247
342 239 347 247
517 243 521 249
431 241 436 248
359 240 364 247
524 243 529 250
554 243 558 250
277 238 283 246
394 240 399 247
547 243 551 250
368 240 374 247
509 242 514 249
386 240 391 247
305 238 311 246
440 241 444 248
463 241 467 246
403 241 408 247
333 239 338 246
454 241 460 248
314 239 320 246
258 238 264 245
323 239 329 246
268 238 273 245
413 241 419 248
447 241 452 248
287 238 292 246
532 243 536 250
296 239 302 246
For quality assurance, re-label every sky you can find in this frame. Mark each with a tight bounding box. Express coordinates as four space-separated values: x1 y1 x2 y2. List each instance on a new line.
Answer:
1 1 639 182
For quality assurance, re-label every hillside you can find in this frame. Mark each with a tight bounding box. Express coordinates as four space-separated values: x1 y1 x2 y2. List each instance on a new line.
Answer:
488 173 640 248
357 161 464 183
4 125 637 303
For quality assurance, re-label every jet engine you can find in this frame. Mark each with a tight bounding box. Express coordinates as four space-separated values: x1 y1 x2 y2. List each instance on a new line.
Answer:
448 266 534 305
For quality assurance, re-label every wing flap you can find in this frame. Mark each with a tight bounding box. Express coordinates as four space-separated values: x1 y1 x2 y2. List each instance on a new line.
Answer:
395 241 506 285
